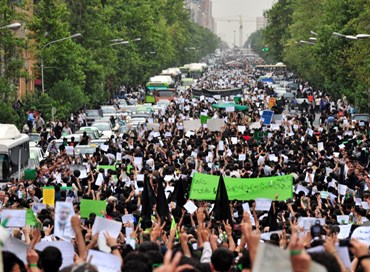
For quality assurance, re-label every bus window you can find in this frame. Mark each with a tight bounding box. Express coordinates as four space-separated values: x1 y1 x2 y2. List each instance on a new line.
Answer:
0 154 10 181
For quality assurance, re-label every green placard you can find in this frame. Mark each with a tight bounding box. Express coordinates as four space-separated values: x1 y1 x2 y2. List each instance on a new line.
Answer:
24 169 36 180
26 208 37 226
189 173 293 201
80 199 106 218
97 165 116 171
200 115 211 124
189 173 220 200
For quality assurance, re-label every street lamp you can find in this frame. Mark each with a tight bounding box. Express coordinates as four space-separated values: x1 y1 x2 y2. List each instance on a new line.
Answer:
356 34 370 39
345 35 357 40
332 32 345 38
0 22 21 30
110 41 129 46
299 40 316 45
41 33 81 93
310 31 318 36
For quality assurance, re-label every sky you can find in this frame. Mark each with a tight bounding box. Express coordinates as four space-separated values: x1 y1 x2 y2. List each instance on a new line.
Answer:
212 0 276 47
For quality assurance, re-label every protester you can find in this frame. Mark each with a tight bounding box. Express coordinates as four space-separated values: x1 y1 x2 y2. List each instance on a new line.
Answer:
2 52 370 272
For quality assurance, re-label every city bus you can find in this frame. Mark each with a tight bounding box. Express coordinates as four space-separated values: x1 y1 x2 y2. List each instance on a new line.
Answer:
0 124 30 182
145 75 175 103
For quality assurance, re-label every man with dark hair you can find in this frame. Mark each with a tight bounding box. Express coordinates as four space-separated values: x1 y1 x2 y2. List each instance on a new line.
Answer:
210 248 234 272
39 246 63 272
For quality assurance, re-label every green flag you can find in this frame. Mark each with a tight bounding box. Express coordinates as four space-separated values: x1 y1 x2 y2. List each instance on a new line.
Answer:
26 209 37 226
200 115 211 124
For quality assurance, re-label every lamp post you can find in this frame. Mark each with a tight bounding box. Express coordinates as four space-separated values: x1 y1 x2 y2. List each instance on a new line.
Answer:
109 38 141 46
41 33 81 93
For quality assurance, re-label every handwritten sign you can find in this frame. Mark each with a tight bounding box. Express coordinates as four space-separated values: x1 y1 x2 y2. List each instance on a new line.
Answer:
351 226 370 246
189 173 293 201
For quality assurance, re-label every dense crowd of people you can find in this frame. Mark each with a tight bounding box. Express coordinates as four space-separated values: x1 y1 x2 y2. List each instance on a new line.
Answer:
1 53 370 272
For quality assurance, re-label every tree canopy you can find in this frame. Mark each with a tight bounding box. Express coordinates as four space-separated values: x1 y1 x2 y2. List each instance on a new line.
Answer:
247 0 370 112
1 0 221 126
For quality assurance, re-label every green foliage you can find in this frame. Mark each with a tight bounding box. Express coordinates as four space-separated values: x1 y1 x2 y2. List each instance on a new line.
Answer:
258 0 370 112
3 0 221 128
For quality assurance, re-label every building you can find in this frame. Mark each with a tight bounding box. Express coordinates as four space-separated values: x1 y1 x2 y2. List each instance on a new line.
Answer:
256 16 267 31
185 0 215 33
13 0 37 98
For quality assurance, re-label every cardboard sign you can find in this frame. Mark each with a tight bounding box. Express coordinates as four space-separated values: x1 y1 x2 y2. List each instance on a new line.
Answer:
207 118 225 132
183 119 201 132
42 186 55 206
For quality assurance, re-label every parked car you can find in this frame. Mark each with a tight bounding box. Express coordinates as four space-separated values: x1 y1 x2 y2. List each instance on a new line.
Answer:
29 146 44 169
352 113 370 123
286 82 299 93
91 121 114 139
85 109 103 125
28 133 41 147
75 128 101 140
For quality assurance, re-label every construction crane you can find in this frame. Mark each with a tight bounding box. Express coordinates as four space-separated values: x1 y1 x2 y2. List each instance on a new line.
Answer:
214 16 255 48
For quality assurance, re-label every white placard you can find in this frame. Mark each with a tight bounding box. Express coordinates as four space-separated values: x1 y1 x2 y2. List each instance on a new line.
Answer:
87 250 121 272
183 201 198 214
249 122 261 129
238 126 246 133
95 173 104 186
54 202 75 240
207 118 225 132
136 174 145 181
362 202 369 210
1 209 26 227
92 216 122 238
218 140 224 151
116 152 122 161
317 142 324 151
231 137 238 145
134 157 143 170
351 226 370 246
338 184 348 195
255 199 272 211
297 217 325 231
270 124 280 131
337 215 350 224
238 154 246 161
3 237 28 265
338 224 352 239
122 214 134 224
32 203 46 214
100 144 109 152
183 119 201 132
296 185 309 196
35 241 75 269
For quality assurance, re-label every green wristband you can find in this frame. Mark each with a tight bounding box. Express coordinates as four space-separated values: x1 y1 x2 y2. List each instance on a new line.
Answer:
29 264 38 268
290 249 302 256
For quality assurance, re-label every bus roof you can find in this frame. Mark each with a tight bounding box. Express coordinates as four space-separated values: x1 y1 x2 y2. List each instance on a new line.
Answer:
0 133 29 153
0 124 21 140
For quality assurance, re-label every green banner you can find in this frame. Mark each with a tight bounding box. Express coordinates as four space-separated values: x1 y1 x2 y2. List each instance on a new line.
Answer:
189 173 293 201
80 199 107 218
200 115 211 124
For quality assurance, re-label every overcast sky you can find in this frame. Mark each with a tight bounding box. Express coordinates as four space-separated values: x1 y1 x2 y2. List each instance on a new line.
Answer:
212 0 276 47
